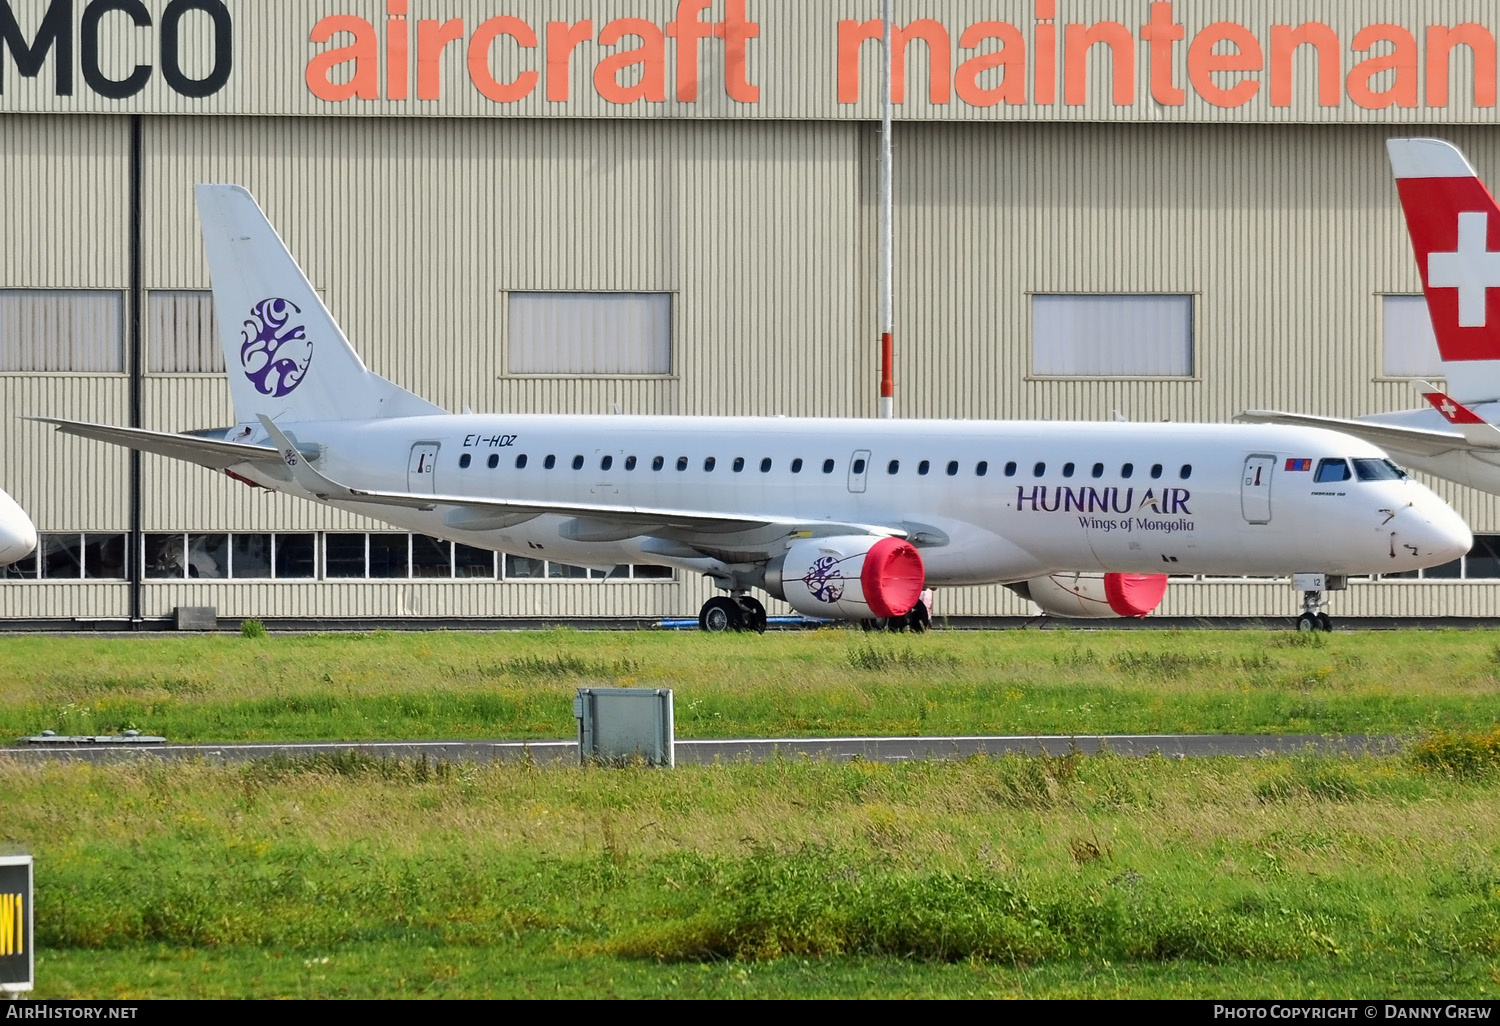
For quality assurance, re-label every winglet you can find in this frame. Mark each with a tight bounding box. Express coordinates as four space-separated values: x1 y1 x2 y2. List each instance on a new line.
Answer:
256 415 347 500
1412 381 1500 446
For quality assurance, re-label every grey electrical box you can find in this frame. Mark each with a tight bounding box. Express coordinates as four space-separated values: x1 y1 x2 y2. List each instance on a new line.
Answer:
573 688 674 768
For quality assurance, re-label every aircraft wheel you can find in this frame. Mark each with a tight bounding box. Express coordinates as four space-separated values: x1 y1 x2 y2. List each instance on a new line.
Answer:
737 596 768 634
699 596 743 633
1317 612 1333 632
861 618 889 632
907 600 931 633
1296 613 1319 632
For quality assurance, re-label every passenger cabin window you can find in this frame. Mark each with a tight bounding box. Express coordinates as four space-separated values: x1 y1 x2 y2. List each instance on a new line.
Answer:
976 461 988 476
1150 464 1163 479
1353 458 1405 481
918 460 930 475
1004 461 1017 477
624 456 636 470
888 460 900 474
1316 458 1352 483
1180 464 1193 480
676 457 688 471
853 458 866 474
791 458 803 473
487 454 499 469
1033 462 1045 477
823 459 835 474
760 458 772 472
572 455 584 470
601 456 613 471
1122 463 1133 478
733 457 745 472
704 457 716 471
652 456 665 471
1062 462 1075 478
1091 463 1104 478
515 454 528 469
544 455 556 469
946 460 958 476
459 453 471 469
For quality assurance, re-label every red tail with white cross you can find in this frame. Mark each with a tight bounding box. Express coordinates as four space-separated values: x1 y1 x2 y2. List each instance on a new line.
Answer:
1389 139 1500 401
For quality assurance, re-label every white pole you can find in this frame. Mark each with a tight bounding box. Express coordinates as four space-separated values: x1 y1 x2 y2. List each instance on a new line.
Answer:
877 0 895 419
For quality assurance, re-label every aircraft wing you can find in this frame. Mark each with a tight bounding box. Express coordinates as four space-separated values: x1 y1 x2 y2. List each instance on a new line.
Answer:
1236 410 1489 457
252 416 908 541
28 417 278 470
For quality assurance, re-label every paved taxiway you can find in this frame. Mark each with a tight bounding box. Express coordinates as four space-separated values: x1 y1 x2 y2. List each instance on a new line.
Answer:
0 734 1401 766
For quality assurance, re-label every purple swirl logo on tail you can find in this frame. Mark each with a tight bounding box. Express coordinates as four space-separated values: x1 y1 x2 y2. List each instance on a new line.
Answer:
241 298 313 397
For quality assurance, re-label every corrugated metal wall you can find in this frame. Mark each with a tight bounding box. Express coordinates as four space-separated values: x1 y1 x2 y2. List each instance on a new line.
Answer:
5 110 1500 620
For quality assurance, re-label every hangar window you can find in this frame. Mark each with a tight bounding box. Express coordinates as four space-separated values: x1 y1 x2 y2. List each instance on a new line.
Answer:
1032 294 1193 377
1 534 126 579
1381 295 1442 378
0 290 125 372
507 292 672 375
147 290 222 373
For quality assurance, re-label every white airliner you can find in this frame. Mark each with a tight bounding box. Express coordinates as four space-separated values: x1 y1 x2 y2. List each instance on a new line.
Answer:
1244 138 1500 498
31 186 1472 631
0 487 38 566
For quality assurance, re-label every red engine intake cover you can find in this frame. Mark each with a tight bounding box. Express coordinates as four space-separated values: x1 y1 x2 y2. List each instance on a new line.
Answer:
1103 573 1169 617
860 537 926 618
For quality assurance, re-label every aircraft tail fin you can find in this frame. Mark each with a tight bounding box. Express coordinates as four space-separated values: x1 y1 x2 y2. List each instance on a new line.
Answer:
1387 138 1500 403
195 184 442 425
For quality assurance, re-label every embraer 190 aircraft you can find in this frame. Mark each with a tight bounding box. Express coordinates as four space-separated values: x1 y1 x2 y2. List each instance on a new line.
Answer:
0 487 37 566
32 186 1472 631
1244 139 1500 499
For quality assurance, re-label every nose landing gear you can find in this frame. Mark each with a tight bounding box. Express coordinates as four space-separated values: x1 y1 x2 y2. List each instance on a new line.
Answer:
1292 574 1339 632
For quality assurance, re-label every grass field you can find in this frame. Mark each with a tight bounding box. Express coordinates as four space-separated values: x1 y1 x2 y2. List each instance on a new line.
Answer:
1 627 1500 741
2 628 1499 998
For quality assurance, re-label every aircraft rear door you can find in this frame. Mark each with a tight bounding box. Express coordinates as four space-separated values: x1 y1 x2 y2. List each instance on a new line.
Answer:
847 450 871 493
1241 454 1274 524
408 442 440 493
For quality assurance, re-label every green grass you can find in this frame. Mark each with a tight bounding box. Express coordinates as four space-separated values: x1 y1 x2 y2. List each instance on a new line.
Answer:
6 752 1500 998
1 628 1500 741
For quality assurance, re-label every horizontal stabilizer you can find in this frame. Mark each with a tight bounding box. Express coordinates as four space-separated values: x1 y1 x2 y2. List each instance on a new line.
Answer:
1412 381 1500 447
27 417 278 470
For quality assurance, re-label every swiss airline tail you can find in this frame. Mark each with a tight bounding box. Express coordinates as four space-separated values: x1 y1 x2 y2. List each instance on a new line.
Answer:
1388 139 1500 402
194 185 441 426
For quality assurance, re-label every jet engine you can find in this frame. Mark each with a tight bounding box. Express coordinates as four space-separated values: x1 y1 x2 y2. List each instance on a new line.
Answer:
1012 572 1168 619
766 535 925 620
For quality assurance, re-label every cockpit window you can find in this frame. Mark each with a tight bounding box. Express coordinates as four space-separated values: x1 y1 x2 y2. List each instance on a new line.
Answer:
1314 458 1351 483
1352 458 1407 481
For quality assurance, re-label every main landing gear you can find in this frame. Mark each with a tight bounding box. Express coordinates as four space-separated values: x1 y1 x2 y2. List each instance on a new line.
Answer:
1292 573 1339 632
860 599 932 634
698 594 767 634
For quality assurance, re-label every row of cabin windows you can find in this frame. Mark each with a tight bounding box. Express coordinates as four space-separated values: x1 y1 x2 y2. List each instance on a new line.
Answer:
457 452 1192 481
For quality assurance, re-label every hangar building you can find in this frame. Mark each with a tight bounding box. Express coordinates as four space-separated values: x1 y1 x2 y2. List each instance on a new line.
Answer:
2 0 1499 626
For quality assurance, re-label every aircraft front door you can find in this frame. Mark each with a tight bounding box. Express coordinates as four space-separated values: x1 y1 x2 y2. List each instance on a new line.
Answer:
1241 453 1274 524
408 443 440 493
847 450 871 493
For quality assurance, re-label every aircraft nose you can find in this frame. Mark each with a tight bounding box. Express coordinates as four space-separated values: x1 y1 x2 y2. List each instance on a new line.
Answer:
1401 495 1473 567
0 515 37 566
